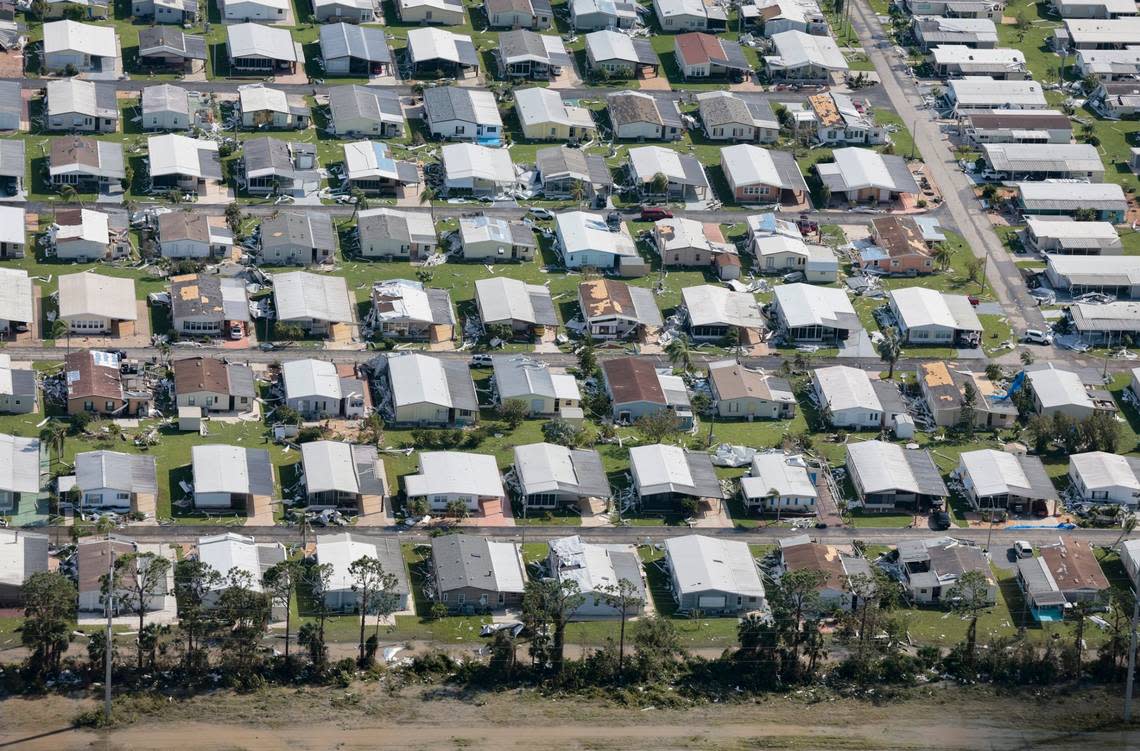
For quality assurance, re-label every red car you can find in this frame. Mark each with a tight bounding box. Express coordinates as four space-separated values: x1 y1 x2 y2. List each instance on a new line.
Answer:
967 295 980 306
639 207 673 221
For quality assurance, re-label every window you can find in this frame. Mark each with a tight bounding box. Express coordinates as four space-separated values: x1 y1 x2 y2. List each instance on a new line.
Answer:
456 592 465 604
441 592 448 602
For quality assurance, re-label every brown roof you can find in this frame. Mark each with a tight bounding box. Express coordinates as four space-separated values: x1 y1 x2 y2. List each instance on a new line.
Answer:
809 93 842 128
77 538 136 595
55 208 84 227
1040 540 1110 593
781 540 846 592
675 32 723 67
51 136 101 169
65 350 123 402
871 216 931 260
608 92 661 128
579 279 635 319
966 111 1072 131
158 212 211 243
602 356 665 405
485 0 532 13
173 357 230 395
709 362 774 401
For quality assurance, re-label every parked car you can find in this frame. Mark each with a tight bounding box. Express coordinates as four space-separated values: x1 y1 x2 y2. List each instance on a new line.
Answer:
229 323 244 340
639 206 673 222
1014 540 1033 558
469 353 493 367
1022 329 1054 345
527 208 555 221
967 295 980 306
931 510 951 530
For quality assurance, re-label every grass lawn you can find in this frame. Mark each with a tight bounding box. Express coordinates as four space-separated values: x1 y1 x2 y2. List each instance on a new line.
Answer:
996 1 1065 85
0 616 22 649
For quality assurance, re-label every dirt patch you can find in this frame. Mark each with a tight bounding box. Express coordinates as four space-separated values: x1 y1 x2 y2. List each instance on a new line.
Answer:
0 684 1134 750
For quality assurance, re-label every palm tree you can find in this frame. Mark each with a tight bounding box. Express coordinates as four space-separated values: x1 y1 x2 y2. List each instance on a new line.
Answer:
59 184 79 205
649 171 669 198
350 188 369 219
932 244 953 271
877 327 901 380
766 487 782 526
665 337 693 374
570 180 586 209
39 422 67 466
1114 516 1137 549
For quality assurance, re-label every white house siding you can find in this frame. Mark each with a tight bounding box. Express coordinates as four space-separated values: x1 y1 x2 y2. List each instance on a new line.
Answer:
614 121 662 140
716 397 783 419
224 0 288 21
398 4 466 24
394 401 452 425
261 244 308 264
144 110 189 131
80 487 133 510
195 491 235 508
56 239 108 261
65 315 113 334
161 238 212 259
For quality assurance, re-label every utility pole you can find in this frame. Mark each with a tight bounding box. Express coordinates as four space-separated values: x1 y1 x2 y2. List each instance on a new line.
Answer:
910 119 918 161
103 540 115 725
1125 595 1139 723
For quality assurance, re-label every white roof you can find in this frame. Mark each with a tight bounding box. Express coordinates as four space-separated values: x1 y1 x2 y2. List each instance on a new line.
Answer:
1070 451 1140 491
301 440 365 495
191 445 265 495
47 78 114 119
847 440 921 495
628 145 702 184
890 287 982 332
755 233 808 259
1018 181 1127 204
931 45 1026 66
1027 216 1119 241
441 143 515 185
663 535 765 598
282 359 342 401
272 271 354 324
548 535 638 596
403 451 505 498
820 147 917 192
0 528 48 587
655 216 714 253
388 352 453 408
227 22 298 61
630 444 694 494
0 268 33 326
372 278 436 324
197 533 268 593
317 532 402 595
556 210 638 258
493 355 581 402
238 83 289 114
743 453 817 499
721 144 790 188
0 206 23 246
1065 18 1140 46
813 365 881 413
343 140 404 181
58 272 138 322
1058 0 1137 11
43 20 117 58
0 433 40 494
959 449 1033 498
773 282 856 329
407 27 473 65
948 76 1047 106
766 30 848 71
148 134 218 179
55 208 109 244
585 29 640 62
475 276 546 325
681 284 764 329
1026 366 1094 411
514 87 594 130
515 443 580 495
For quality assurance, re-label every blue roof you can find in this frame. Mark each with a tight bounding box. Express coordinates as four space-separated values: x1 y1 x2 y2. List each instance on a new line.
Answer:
859 245 888 262
371 142 396 174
